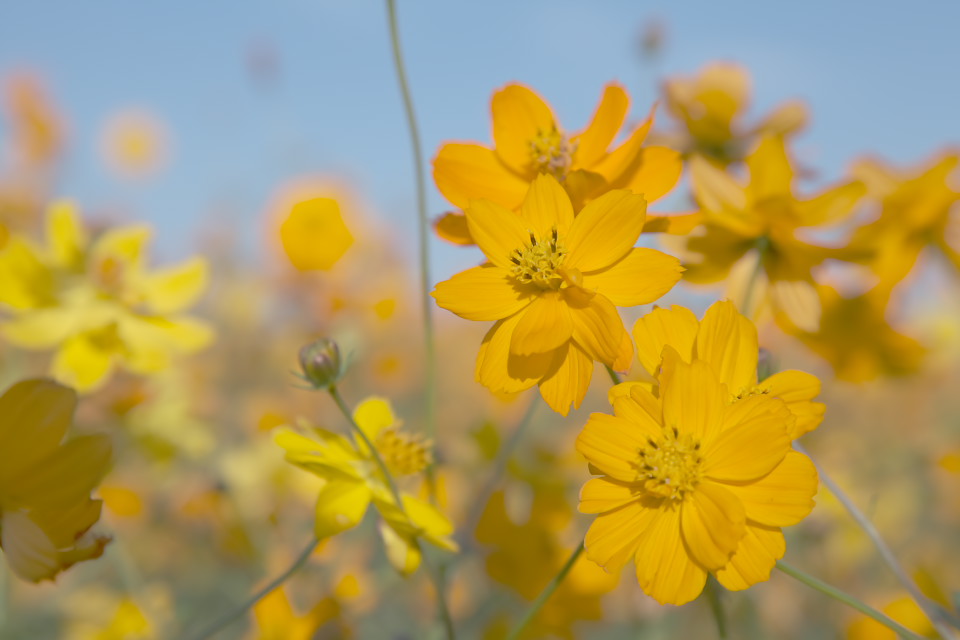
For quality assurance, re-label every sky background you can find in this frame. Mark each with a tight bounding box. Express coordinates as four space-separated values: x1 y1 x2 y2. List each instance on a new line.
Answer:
2 0 958 278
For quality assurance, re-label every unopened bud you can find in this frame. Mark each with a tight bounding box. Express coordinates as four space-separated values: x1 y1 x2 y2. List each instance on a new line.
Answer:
298 338 343 388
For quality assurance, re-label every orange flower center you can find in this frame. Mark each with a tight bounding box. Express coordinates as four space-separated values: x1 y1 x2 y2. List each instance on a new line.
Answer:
637 426 703 501
529 127 577 179
375 428 432 476
509 228 568 290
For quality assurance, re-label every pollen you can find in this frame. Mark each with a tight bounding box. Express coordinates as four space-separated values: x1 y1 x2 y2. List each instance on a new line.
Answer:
732 385 772 401
375 428 432 476
636 426 703 501
529 127 577 179
509 227 568 290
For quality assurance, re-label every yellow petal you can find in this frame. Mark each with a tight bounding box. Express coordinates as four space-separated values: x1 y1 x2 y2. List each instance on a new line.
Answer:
611 383 662 426
696 300 759 392
745 135 794 202
727 451 818 527
137 257 208 314
642 211 704 235
51 334 116 392
689 156 759 236
794 180 866 227
762 370 824 438
313 480 371 539
565 291 624 365
378 519 421 576
46 199 87 269
584 499 657 572
280 198 354 271
581 247 683 308
538 341 592 416
491 84 557 174
612 327 634 373
432 264 533 321
618 145 683 204
433 143 529 211
634 505 708 605
675 224 754 284
565 190 647 271
660 353 724 445
118 315 213 374
575 413 659 482
0 237 54 309
353 397 396 441
475 314 559 394
432 211 474 246
714 523 785 591
632 305 699 377
510 291 572 356
680 481 746 570
574 83 629 167
465 199 531 268
399 494 458 552
1 511 61 582
703 396 791 482
518 173 574 238
770 276 821 332
5 434 110 510
579 477 643 515
0 379 76 479
92 225 152 270
591 105 655 185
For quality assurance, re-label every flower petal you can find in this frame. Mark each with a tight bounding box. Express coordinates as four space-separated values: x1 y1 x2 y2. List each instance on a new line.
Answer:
581 248 683 308
353 397 396 441
1 511 61 582
575 413 659 482
51 333 116 392
0 379 76 479
696 300 759 393
475 314 558 394
618 146 683 204
746 135 793 202
432 211 474 246
689 156 759 236
727 451 818 527
136 257 208 315
518 174 574 238
714 523 786 591
703 395 791 482
579 477 644 514
5 434 110 511
538 341 593 416
378 519 421 576
584 499 657 572
634 505 709 605
591 105 655 185
762 370 824 438
510 291 572 356
465 199 532 269
574 83 629 167
314 479 371 539
565 190 647 271
680 481 746 570
491 84 556 174
432 264 534 321
433 143 530 211
565 291 624 365
660 352 724 445
632 305 700 378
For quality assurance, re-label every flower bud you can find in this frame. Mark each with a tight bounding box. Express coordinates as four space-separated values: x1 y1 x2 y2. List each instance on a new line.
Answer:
298 338 343 388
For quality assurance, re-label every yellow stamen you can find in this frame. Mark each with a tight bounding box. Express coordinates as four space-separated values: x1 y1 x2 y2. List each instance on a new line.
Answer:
636 426 703 501
732 385 771 401
509 227 567 290
375 428 432 476
529 127 577 179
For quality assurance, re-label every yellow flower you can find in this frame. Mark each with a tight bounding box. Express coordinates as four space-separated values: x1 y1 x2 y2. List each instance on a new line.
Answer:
432 82 691 245
99 109 168 178
662 62 808 164
846 152 960 289
673 135 865 331
632 300 824 438
432 174 683 415
576 350 818 605
280 198 354 271
0 378 111 582
275 397 457 575
248 586 340 640
0 200 212 392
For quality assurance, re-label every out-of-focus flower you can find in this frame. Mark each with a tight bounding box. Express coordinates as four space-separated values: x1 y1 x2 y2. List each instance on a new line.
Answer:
99 109 168 178
248 585 351 640
4 73 63 169
275 397 457 575
576 351 818 604
662 62 807 164
785 285 926 382
280 198 354 271
847 569 953 640
673 135 865 331
846 151 960 289
632 300 824 438
0 378 111 582
432 174 683 415
0 200 212 392
298 338 344 389
433 82 688 245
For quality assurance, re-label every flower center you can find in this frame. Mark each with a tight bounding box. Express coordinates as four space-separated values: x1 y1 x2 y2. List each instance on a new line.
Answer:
637 426 703 501
375 428 432 476
510 228 567 290
732 385 771 402
529 127 577 179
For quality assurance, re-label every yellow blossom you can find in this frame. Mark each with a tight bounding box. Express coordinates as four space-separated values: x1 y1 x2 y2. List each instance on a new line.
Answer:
99 109 168 178
432 174 683 415
673 135 865 331
248 586 343 640
631 300 824 438
275 397 457 575
0 378 111 582
432 82 692 245
280 198 354 271
576 350 818 605
0 200 212 392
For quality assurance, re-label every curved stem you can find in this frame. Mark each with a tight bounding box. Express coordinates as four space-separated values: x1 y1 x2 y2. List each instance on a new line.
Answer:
776 561 927 640
604 364 622 385
704 576 728 639
328 386 456 640
187 537 319 640
795 443 956 638
506 542 584 640
385 0 437 493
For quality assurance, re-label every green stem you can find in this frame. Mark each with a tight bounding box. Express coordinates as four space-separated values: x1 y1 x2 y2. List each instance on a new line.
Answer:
776 561 927 640
187 536 319 640
704 576 728 639
328 386 456 640
794 443 956 638
505 542 584 640
385 0 437 492
604 364 622 385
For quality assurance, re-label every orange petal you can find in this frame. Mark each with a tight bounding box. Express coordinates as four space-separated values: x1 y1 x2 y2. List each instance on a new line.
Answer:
566 190 647 271
632 305 699 378
634 505 708 605
681 481 746 570
575 413 659 482
617 145 683 204
432 264 533 321
574 83 630 167
538 341 593 416
762 370 824 438
584 499 657 572
475 314 558 394
703 396 791 482
727 450 818 527
565 291 624 365
432 211 474 246
745 135 793 202
581 247 683 308
642 211 704 235
465 199 531 269
491 84 556 174
510 292 572 356
518 174 574 238
696 300 759 392
660 353 724 445
433 143 530 211
714 523 785 591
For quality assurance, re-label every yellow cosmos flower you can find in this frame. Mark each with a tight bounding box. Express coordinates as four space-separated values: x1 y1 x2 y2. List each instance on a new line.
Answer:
275 397 457 575
576 351 819 605
0 200 212 392
432 82 691 245
846 151 960 288
631 300 824 438
673 135 865 331
279 198 354 272
662 62 808 164
0 378 111 582
432 174 683 415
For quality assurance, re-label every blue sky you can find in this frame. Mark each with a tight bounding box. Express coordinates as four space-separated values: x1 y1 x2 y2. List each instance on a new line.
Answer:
2 1 958 277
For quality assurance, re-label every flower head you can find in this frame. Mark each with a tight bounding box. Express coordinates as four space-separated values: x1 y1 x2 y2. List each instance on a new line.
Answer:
432 174 683 415
576 350 818 604
0 378 111 582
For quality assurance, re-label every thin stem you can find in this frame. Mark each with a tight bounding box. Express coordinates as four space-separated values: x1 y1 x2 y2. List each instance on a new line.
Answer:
328 386 456 640
776 561 927 640
385 0 437 492
506 542 585 640
187 537 319 640
795 443 956 638
740 246 765 318
604 364 622 385
704 576 728 639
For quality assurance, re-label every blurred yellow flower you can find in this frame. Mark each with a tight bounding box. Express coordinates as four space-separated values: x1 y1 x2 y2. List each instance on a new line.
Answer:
432 174 683 415
275 397 457 575
662 62 807 163
577 351 818 604
432 81 687 245
632 300 824 438
674 135 865 331
0 200 212 392
280 198 354 271
99 109 168 178
0 378 111 582
249 586 343 640
4 73 63 168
